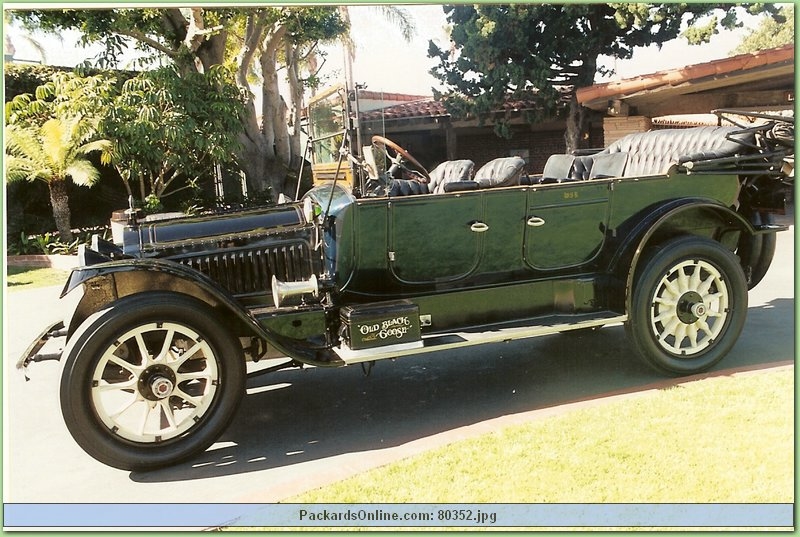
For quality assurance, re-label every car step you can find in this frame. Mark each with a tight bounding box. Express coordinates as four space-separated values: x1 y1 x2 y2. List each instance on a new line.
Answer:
335 311 627 365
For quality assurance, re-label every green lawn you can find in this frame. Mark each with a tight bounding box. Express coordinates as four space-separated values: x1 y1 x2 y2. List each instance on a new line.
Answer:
288 368 793 504
6 266 70 291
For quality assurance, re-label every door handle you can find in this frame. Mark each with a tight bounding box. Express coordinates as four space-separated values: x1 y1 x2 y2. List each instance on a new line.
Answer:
470 221 489 233
527 216 546 227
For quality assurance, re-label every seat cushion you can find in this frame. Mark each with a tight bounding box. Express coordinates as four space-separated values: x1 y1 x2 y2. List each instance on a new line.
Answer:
541 154 576 182
428 160 475 194
605 126 756 177
474 156 526 188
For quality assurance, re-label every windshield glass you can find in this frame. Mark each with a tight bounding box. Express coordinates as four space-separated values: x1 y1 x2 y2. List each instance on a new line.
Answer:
308 87 346 165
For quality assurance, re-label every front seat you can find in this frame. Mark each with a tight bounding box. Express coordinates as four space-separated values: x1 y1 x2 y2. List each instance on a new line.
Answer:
428 160 475 194
474 156 526 188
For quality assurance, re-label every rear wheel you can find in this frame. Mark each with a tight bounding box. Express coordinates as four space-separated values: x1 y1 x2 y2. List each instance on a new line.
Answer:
627 236 748 376
60 292 245 471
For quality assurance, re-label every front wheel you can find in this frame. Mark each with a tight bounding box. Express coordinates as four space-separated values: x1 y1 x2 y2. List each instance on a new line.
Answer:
60 292 245 471
627 236 748 376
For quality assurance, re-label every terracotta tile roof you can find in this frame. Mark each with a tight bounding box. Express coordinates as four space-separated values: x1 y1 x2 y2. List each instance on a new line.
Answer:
576 44 794 107
360 98 446 121
358 95 557 122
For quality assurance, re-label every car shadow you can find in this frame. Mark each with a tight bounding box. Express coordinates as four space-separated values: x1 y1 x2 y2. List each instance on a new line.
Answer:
131 297 793 484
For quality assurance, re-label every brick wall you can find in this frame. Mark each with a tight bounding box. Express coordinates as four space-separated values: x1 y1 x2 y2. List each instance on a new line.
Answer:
455 124 603 174
603 116 652 146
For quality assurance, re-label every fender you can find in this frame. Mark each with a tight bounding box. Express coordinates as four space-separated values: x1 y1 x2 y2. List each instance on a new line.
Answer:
63 258 342 367
605 197 758 312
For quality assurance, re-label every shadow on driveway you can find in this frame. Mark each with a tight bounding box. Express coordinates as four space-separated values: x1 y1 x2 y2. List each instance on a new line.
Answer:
132 296 793 484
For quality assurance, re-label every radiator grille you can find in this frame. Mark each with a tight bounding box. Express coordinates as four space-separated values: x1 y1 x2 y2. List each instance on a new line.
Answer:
176 243 312 295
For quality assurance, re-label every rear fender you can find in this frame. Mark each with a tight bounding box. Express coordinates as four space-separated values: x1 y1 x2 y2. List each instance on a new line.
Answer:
64 259 341 367
607 199 759 312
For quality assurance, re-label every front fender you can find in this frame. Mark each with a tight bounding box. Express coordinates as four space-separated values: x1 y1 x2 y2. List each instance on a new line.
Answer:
64 258 342 367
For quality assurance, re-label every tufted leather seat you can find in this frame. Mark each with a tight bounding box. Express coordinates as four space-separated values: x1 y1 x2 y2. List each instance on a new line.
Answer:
473 156 527 188
570 152 628 180
428 159 475 194
539 154 576 183
387 179 429 196
603 126 755 177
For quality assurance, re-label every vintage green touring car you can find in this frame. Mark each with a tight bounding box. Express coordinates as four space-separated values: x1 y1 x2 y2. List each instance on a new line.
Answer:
19 109 793 470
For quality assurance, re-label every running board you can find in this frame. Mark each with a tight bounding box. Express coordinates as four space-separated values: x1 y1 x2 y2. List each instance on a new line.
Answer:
334 312 627 365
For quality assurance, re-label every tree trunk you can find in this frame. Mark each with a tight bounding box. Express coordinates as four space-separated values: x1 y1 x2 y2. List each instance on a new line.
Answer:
260 27 289 199
48 178 73 243
564 54 599 153
564 96 585 154
286 42 304 169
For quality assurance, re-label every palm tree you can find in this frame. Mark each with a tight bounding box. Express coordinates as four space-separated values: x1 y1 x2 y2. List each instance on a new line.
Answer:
5 115 112 243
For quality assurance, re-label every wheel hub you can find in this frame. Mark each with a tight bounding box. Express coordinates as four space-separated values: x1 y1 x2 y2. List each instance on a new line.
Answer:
138 364 177 401
676 291 706 324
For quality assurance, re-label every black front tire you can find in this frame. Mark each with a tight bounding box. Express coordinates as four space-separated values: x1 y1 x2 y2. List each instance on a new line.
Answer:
60 292 245 471
627 236 748 376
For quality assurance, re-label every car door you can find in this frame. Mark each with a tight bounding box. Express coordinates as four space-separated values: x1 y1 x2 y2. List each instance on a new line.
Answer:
524 182 611 271
388 192 484 284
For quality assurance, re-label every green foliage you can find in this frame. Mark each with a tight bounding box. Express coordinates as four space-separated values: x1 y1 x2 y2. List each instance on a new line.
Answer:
142 194 164 215
5 72 115 241
8 7 350 198
104 64 245 201
731 5 793 54
5 116 110 186
7 226 108 255
429 3 783 150
4 64 70 101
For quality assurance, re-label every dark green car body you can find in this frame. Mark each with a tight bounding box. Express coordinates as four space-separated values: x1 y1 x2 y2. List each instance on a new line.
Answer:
19 114 793 470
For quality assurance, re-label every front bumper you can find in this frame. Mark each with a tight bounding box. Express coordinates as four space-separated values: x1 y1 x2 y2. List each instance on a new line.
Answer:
17 320 67 380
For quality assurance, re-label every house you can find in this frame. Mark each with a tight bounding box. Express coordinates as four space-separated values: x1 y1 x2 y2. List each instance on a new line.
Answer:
576 44 794 145
355 44 794 174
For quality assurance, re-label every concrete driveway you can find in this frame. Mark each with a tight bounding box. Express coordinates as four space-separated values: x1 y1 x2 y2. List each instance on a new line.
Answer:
3 225 793 508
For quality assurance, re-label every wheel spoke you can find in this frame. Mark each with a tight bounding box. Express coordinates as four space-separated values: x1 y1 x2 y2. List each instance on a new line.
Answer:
688 263 702 291
108 392 141 419
673 323 688 349
662 277 680 299
697 273 716 296
171 340 204 369
95 377 138 392
176 370 212 383
654 296 677 307
156 327 176 362
659 318 681 342
104 354 142 377
157 400 178 431
676 265 690 293
135 333 151 364
687 324 699 349
173 387 203 408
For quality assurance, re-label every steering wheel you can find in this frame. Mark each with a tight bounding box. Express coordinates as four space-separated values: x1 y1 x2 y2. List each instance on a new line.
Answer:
372 135 431 183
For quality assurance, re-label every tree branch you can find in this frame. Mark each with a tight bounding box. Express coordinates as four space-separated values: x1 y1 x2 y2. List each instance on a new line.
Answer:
115 28 179 58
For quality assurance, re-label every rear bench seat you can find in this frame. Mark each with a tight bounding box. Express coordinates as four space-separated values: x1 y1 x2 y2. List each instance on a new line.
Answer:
541 125 756 182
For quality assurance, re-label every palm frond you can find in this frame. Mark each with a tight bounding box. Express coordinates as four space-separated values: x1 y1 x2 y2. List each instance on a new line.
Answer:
40 118 70 174
4 154 51 183
78 139 114 165
5 124 47 166
65 158 101 187
370 5 417 42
